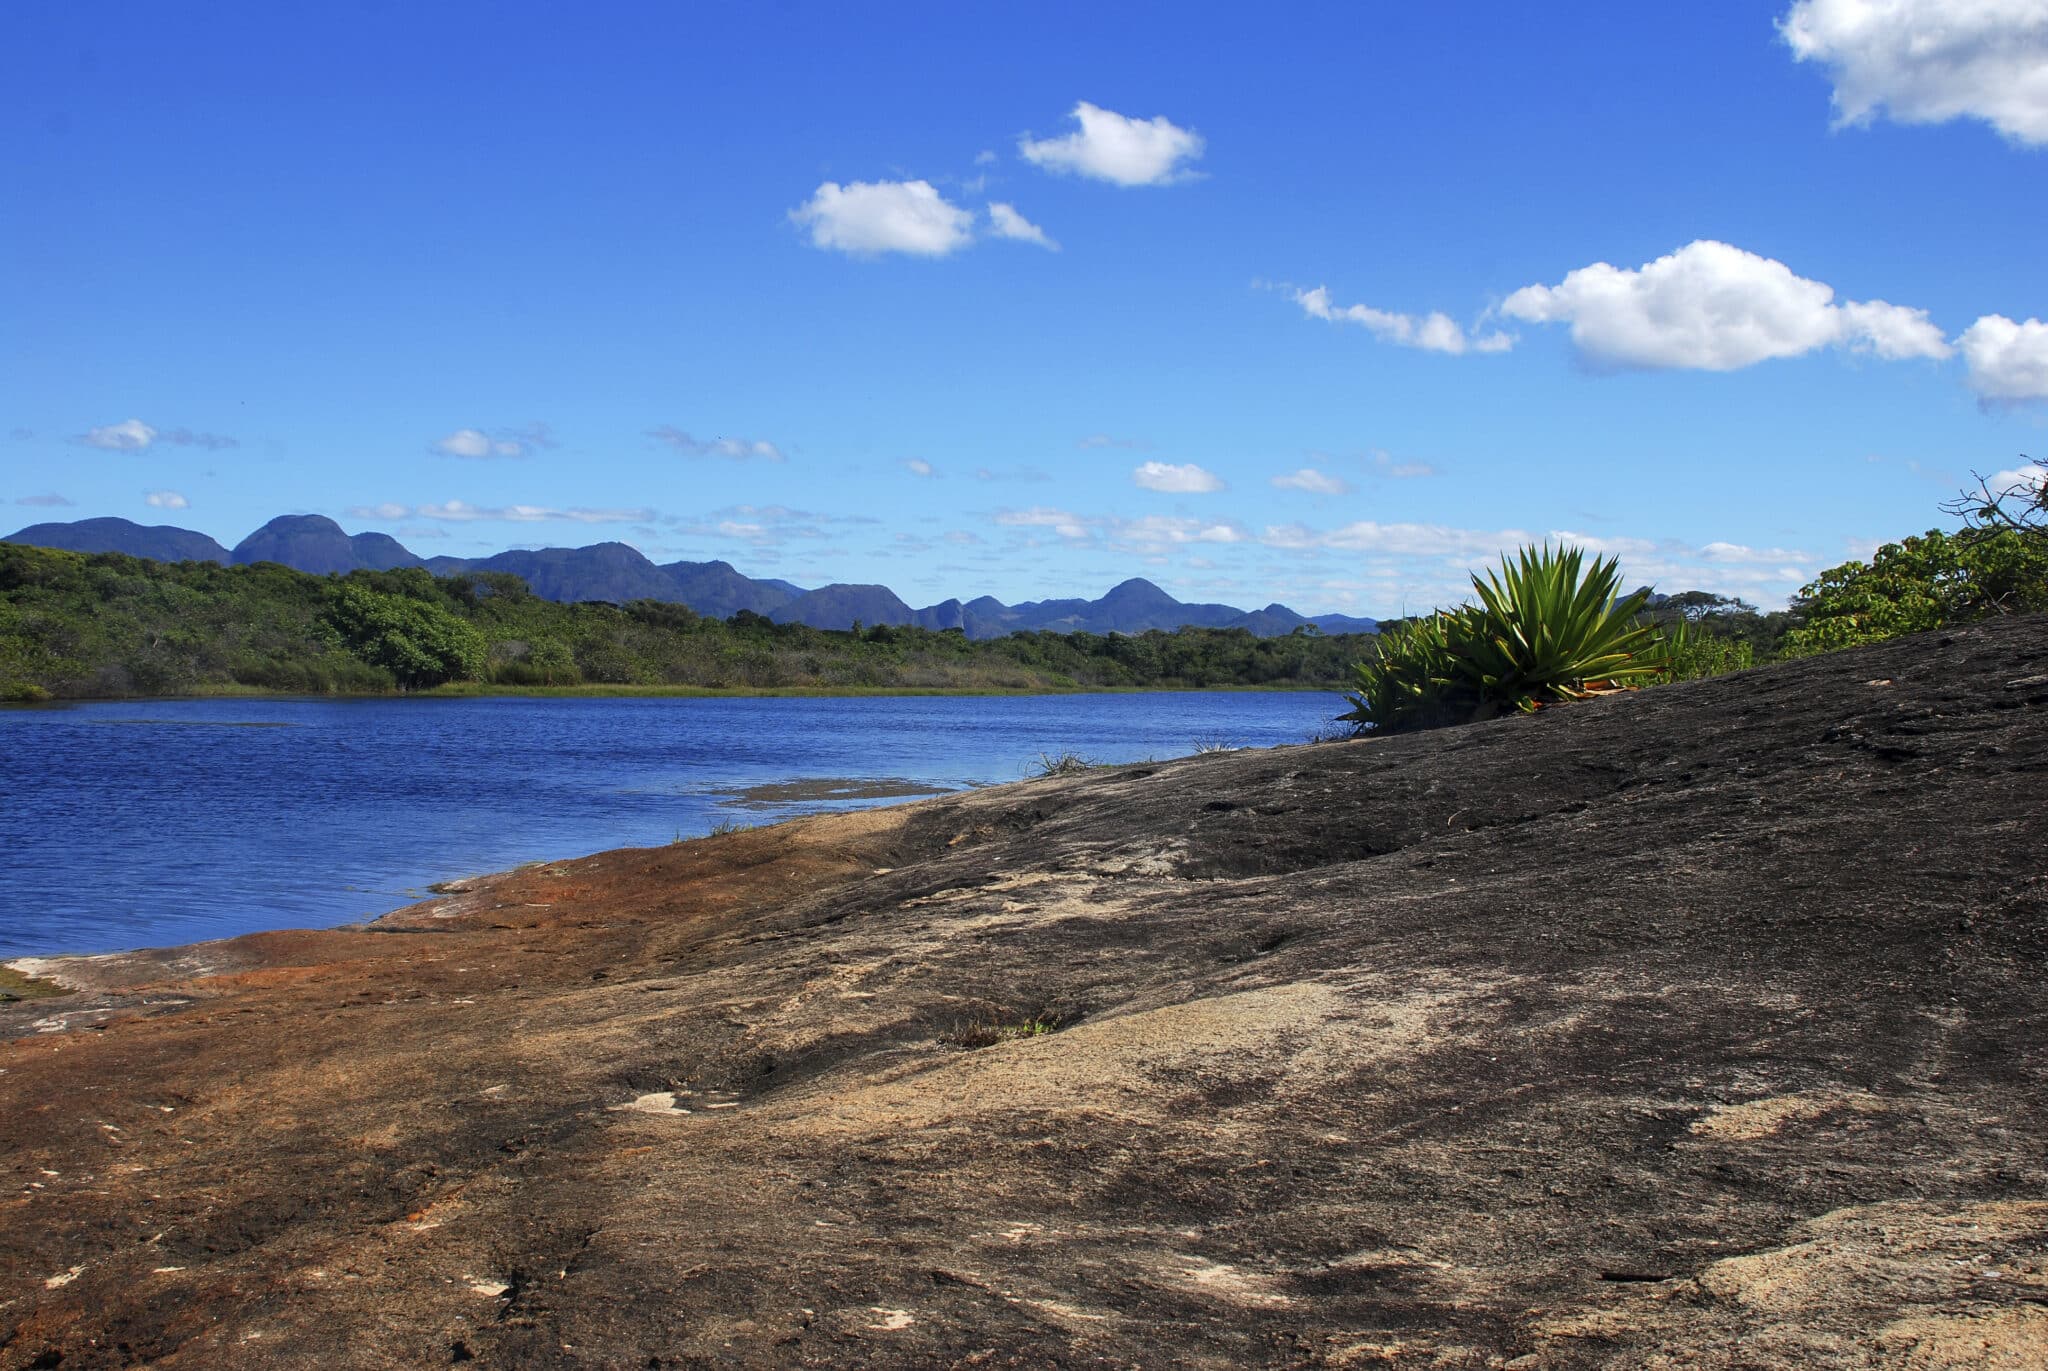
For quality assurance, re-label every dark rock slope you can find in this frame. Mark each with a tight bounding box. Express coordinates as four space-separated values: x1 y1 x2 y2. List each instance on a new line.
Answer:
4 618 2046 1368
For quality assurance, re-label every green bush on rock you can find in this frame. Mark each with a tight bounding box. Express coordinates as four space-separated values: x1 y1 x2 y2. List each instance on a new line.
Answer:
1784 527 2048 655
1341 545 1669 733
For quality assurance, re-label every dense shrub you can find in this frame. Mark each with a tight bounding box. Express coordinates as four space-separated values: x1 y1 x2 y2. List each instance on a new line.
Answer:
1785 527 2048 655
1341 545 1669 733
324 584 486 688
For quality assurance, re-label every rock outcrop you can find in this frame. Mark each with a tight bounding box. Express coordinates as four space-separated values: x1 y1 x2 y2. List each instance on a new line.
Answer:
4 618 2046 1368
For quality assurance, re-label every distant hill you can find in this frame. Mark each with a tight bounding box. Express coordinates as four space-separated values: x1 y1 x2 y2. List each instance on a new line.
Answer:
659 560 797 618
770 584 915 632
4 517 228 564
420 543 683 605
2 514 1377 638
233 515 424 575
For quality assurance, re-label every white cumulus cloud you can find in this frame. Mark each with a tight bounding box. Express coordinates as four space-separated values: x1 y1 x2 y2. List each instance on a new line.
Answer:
1018 101 1205 186
79 419 158 452
987 202 1058 250
1294 286 1513 356
1132 460 1224 493
902 458 936 477
1958 314 2048 402
1781 0 2048 146
144 489 189 510
1272 467 1352 495
789 179 974 257
1500 239 1952 371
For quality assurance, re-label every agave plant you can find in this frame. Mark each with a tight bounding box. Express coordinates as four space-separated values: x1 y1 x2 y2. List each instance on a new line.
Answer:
1451 544 1667 715
1338 612 1463 733
1339 544 1671 732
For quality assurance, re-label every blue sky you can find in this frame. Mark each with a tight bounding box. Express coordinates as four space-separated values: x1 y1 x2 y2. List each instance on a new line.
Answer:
5 1 2047 615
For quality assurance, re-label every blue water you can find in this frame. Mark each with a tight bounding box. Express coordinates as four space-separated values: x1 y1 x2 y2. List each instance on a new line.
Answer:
0 692 1346 958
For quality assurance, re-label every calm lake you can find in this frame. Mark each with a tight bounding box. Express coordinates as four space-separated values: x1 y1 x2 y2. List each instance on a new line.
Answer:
0 691 1347 958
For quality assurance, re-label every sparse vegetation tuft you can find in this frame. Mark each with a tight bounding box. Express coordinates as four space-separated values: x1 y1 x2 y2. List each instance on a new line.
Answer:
1033 749 1098 778
956 1016 1064 1049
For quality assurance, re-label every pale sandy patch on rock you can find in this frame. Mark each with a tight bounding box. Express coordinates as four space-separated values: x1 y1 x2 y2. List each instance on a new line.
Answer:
1090 842 1189 877
1879 1305 2048 1370
1691 1088 1886 1141
776 804 919 846
785 977 1464 1135
1696 1201 2048 1315
1166 1257 1296 1308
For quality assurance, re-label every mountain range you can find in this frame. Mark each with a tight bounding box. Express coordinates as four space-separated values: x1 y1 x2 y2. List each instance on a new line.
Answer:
4 514 1379 639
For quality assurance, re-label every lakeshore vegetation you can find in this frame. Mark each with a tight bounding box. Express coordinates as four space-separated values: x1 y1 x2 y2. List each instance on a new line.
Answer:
5 464 2041 708
0 544 1376 700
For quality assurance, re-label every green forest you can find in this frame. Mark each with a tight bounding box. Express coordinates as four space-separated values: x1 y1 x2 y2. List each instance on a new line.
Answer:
0 545 1378 700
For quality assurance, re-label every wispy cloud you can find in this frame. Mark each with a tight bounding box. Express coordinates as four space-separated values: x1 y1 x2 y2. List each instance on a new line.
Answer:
646 426 788 462
157 427 239 451
995 506 1097 540
1251 518 1825 610
987 202 1058 250
994 506 1244 552
75 419 238 452
665 503 878 548
1370 451 1438 480
902 457 937 477
144 489 189 510
1111 515 1244 550
355 500 654 525
1272 467 1351 495
14 492 74 507
1077 433 1151 451
430 422 555 460
1294 286 1512 356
